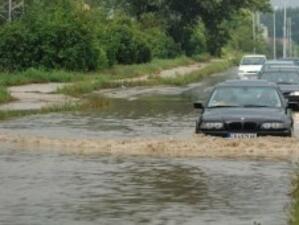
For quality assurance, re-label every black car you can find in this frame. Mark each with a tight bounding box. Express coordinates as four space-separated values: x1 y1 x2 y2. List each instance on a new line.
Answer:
258 60 297 77
259 70 299 106
194 80 295 138
281 58 299 66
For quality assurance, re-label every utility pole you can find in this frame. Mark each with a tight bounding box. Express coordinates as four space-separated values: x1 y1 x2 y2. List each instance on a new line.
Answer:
252 12 256 54
283 0 288 58
273 7 277 59
288 18 293 57
8 0 12 22
1 0 24 22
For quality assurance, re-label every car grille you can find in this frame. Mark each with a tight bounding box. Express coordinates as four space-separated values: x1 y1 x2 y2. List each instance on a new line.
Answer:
227 122 257 131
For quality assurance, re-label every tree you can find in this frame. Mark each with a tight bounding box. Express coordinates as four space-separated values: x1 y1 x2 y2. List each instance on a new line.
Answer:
120 0 271 55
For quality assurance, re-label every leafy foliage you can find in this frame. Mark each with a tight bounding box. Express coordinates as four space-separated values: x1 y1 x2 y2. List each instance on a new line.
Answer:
0 0 271 72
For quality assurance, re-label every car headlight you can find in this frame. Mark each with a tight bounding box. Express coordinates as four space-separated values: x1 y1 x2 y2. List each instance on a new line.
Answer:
261 122 284 130
290 91 299 96
200 122 224 130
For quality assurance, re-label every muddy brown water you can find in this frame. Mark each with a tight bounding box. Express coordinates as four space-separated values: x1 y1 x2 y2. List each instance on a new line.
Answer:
0 68 297 225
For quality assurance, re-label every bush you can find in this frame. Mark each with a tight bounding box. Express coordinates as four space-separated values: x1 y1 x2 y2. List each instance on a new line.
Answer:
0 0 108 71
184 21 207 56
143 28 181 58
105 23 152 65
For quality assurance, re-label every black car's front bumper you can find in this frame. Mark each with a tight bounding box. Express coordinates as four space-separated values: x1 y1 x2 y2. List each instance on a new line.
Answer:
197 130 292 137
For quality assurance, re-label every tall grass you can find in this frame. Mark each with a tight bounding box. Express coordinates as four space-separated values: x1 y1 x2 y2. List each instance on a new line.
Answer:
102 56 196 78
0 86 13 104
0 95 110 121
0 56 197 87
0 56 199 105
0 69 86 87
157 59 233 86
61 58 234 97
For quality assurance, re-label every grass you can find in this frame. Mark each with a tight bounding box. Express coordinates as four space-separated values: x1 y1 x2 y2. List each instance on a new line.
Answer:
100 56 197 79
0 86 14 104
0 56 197 87
0 95 110 121
0 54 234 120
0 56 199 103
157 59 233 86
60 58 235 97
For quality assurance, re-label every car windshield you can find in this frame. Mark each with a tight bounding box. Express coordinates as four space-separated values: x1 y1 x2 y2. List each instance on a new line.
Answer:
261 72 299 84
241 57 265 65
208 86 282 108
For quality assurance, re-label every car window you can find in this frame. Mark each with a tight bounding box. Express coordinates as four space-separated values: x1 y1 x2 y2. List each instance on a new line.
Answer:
261 72 299 84
241 57 265 65
208 86 282 108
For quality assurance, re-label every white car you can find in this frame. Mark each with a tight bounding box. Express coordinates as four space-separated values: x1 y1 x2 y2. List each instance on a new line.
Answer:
238 55 266 80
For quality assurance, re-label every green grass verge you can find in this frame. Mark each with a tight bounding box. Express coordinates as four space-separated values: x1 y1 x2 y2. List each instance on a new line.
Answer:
100 56 196 79
156 59 233 86
0 56 198 104
0 95 110 121
0 56 196 87
61 58 234 97
0 86 14 104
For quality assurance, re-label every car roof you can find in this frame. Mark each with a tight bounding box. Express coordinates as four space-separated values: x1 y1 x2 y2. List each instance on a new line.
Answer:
242 54 266 58
265 60 295 65
217 80 277 88
263 68 299 73
280 58 299 61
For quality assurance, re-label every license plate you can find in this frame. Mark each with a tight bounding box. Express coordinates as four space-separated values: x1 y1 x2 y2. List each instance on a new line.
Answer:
229 133 257 139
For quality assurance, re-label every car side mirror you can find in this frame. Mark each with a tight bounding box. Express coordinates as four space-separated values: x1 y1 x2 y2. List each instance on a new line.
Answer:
287 101 298 110
194 102 204 109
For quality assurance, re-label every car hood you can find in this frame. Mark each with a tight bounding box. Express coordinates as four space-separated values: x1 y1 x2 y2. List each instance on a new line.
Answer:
202 108 287 122
239 65 263 72
278 84 299 93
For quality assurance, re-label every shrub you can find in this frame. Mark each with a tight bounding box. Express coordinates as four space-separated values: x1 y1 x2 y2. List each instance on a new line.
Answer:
143 28 181 58
106 24 152 65
0 0 108 71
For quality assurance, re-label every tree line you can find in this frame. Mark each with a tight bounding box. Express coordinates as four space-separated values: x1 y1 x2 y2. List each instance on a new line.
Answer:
0 0 270 71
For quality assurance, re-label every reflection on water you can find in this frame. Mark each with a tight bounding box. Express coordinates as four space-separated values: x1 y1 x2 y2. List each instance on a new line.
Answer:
0 147 292 225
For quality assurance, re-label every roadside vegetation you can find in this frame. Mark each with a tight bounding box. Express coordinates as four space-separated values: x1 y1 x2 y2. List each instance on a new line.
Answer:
0 86 13 104
0 95 110 121
0 0 271 110
60 57 237 97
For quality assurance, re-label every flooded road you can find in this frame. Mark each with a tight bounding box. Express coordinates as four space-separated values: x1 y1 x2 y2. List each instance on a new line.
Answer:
0 68 237 139
0 68 297 225
0 146 293 225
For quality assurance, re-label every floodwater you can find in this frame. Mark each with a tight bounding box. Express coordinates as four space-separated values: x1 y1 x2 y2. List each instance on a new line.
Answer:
0 68 296 225
0 68 237 139
0 146 293 225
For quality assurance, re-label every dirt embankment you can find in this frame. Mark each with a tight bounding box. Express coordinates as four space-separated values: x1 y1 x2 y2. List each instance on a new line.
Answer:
2 133 299 161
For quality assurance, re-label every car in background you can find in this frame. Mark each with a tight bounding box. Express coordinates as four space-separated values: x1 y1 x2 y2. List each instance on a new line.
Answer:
258 60 297 77
194 80 295 138
281 58 299 66
259 70 299 108
238 55 266 80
